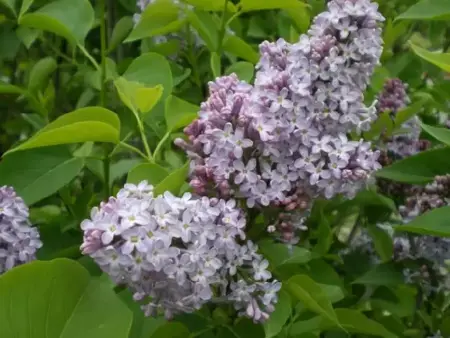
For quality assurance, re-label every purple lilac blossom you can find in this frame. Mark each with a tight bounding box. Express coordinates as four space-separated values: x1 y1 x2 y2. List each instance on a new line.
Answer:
80 181 280 322
0 186 42 274
179 0 383 212
345 175 450 292
376 78 422 159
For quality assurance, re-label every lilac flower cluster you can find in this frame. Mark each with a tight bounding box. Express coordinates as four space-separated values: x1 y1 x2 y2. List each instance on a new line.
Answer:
344 175 450 292
178 0 384 216
80 181 280 321
377 78 410 115
343 221 450 293
399 175 450 221
398 234 450 294
376 78 422 159
0 186 42 274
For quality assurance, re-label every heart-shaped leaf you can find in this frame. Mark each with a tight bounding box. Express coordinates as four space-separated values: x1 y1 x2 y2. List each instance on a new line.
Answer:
19 0 94 46
0 259 133 338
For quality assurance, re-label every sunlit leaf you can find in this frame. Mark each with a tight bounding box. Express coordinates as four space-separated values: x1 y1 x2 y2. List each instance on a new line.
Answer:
19 0 94 45
6 107 120 153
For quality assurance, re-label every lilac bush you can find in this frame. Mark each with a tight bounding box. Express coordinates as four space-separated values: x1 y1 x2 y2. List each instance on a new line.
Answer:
0 186 42 274
3 0 450 336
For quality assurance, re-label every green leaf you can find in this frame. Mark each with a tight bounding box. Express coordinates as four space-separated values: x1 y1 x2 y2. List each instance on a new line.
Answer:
28 56 57 94
117 289 165 338
16 26 40 48
369 66 390 93
0 0 17 15
7 107 120 153
182 0 237 11
409 41 450 72
187 10 218 51
314 211 332 256
263 290 291 338
353 263 404 287
371 285 417 318
307 259 345 289
321 309 398 338
0 259 133 338
223 35 259 63
394 98 428 127
0 82 26 95
420 122 450 146
368 225 393 262
150 322 190 338
19 0 95 46
319 284 345 304
164 95 199 132
125 0 184 42
210 52 221 78
225 61 254 82
108 16 134 52
153 162 189 196
364 111 394 140
171 62 191 86
110 159 142 185
127 163 170 185
375 147 450 184
284 5 310 34
0 146 84 205
19 0 33 18
394 206 450 236
123 53 173 124
286 275 339 325
289 318 322 336
114 77 163 115
258 241 312 268
396 0 450 21
240 0 306 12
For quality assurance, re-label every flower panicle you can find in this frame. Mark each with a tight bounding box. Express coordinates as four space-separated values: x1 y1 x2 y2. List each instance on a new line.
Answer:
80 180 280 322
178 0 384 232
0 186 42 274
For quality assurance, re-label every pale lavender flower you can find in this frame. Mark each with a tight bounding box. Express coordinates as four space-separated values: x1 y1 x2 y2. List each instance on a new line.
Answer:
80 181 279 321
178 0 384 243
0 186 42 274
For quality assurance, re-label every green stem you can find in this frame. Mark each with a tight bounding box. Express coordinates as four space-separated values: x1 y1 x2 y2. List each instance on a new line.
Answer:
223 325 240 338
188 327 214 338
153 131 170 162
119 141 149 160
225 9 242 28
100 0 107 106
110 132 133 157
78 44 100 70
103 155 110 199
39 36 77 65
59 190 76 218
183 21 202 89
217 0 230 53
137 118 153 161
100 0 110 199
